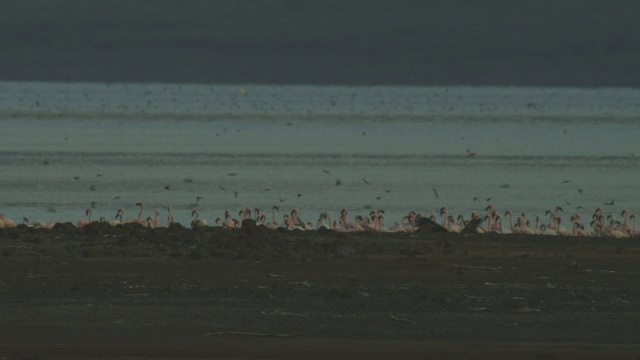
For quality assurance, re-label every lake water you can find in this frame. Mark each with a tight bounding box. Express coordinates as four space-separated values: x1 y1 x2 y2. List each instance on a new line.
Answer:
1 81 639 227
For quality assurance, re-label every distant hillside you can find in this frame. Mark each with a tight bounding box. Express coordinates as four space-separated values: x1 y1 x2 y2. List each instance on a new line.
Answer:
1 0 639 86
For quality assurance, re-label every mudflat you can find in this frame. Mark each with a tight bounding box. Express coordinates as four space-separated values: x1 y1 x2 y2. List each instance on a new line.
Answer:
1 223 639 359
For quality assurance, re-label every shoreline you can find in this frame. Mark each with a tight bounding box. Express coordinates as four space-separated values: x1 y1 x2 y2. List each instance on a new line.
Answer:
2 225 639 358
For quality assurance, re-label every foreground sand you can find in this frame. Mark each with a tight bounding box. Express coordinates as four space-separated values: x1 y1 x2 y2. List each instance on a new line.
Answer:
1 222 639 359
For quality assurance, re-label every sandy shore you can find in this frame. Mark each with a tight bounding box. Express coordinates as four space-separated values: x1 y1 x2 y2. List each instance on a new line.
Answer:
1 223 639 359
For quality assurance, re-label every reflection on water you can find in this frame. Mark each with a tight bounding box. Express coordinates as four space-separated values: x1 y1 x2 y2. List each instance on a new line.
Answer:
0 82 639 226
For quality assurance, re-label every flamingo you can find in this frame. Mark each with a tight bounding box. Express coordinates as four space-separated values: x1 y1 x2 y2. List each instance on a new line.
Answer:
76 209 92 228
488 213 504 233
607 215 629 238
375 213 392 232
191 209 207 228
440 206 450 229
447 215 463 233
407 211 418 232
545 209 558 232
504 210 521 234
285 211 305 230
167 207 174 226
270 205 279 228
148 210 160 228
621 209 630 231
540 224 558 236
628 214 639 237
340 208 350 229
21 217 33 228
223 210 236 228
332 219 348 232
291 208 308 229
482 212 493 233
124 203 145 224
570 215 590 237
389 211 415 232
0 214 16 228
239 208 251 221
317 212 330 229
136 202 144 222
368 209 386 232
519 212 537 235
352 215 366 231
556 217 572 236
110 208 124 226
338 207 360 231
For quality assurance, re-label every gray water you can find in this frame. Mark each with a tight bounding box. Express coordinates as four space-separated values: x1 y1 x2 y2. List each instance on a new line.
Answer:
1 81 639 226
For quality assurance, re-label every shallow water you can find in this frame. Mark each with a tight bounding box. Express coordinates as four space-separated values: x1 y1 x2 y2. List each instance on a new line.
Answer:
1 81 639 226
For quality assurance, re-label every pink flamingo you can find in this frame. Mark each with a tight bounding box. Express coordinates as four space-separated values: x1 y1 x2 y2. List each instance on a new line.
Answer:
440 206 450 229
489 213 504 233
110 208 124 226
124 203 146 225
191 209 207 228
76 209 92 228
332 219 348 232
368 210 380 231
223 210 236 228
341 208 361 231
146 210 160 228
504 210 521 234
0 214 16 228
628 214 639 237
317 212 330 229
239 208 251 221
291 208 307 229
621 209 630 231
519 212 537 235
136 202 145 222
368 209 386 231
447 215 463 233
340 208 351 229
270 206 280 228
167 207 174 226
570 214 590 237
375 213 392 232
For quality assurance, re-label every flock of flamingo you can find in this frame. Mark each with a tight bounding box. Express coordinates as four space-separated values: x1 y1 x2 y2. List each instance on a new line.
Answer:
2 203 639 238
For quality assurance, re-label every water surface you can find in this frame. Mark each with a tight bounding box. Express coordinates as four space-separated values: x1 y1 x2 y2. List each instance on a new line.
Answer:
1 82 639 226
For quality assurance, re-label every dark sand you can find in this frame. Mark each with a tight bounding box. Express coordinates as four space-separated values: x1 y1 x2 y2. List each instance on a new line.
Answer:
1 222 639 359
